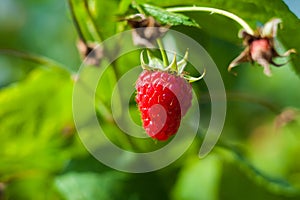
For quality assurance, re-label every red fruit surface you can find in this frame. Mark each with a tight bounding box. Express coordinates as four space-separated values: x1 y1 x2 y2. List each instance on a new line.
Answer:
135 70 192 141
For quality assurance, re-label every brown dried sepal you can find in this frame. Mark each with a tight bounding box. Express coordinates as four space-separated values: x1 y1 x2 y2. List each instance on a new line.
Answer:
228 18 296 76
126 14 169 48
77 39 104 67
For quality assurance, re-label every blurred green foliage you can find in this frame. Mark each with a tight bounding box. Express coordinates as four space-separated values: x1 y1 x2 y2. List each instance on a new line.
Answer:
0 0 300 200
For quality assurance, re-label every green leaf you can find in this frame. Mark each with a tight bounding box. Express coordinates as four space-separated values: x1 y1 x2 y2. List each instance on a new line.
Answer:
118 0 132 14
94 0 119 39
0 68 78 199
140 4 200 27
172 154 222 200
6 175 61 200
0 69 72 172
223 144 300 196
55 172 125 200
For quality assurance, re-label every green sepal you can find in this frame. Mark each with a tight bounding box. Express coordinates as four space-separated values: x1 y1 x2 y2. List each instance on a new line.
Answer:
146 50 165 70
183 68 206 83
140 50 152 70
140 50 168 71
140 49 206 83
168 53 177 72
177 50 189 75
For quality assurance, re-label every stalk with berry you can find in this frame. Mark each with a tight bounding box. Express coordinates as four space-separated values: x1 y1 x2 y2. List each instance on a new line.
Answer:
126 3 296 144
135 50 205 141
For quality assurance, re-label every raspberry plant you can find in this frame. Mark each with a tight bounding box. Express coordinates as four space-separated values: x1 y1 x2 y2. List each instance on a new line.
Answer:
0 0 300 200
135 50 204 140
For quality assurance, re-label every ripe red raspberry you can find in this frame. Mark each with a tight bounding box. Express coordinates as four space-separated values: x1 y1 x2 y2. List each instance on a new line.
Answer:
135 70 192 140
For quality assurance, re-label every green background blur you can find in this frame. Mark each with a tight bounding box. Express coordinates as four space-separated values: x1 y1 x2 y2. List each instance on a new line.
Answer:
1 0 300 199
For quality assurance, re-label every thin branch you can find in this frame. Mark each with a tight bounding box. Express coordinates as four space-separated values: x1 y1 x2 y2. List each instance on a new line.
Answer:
83 0 103 41
67 0 87 44
200 91 282 114
226 92 282 114
166 6 254 35
0 49 70 74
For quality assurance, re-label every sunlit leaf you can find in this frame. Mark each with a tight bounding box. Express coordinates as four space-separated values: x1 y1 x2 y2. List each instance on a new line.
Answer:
140 4 200 27
55 172 125 200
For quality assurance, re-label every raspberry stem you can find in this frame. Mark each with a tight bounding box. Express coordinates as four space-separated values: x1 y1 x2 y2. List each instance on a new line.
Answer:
156 38 169 67
82 0 103 42
166 6 254 35
132 1 146 15
0 49 71 75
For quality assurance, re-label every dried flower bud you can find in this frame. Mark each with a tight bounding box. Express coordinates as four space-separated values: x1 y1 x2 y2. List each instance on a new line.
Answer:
126 14 169 48
77 39 103 67
229 18 296 76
